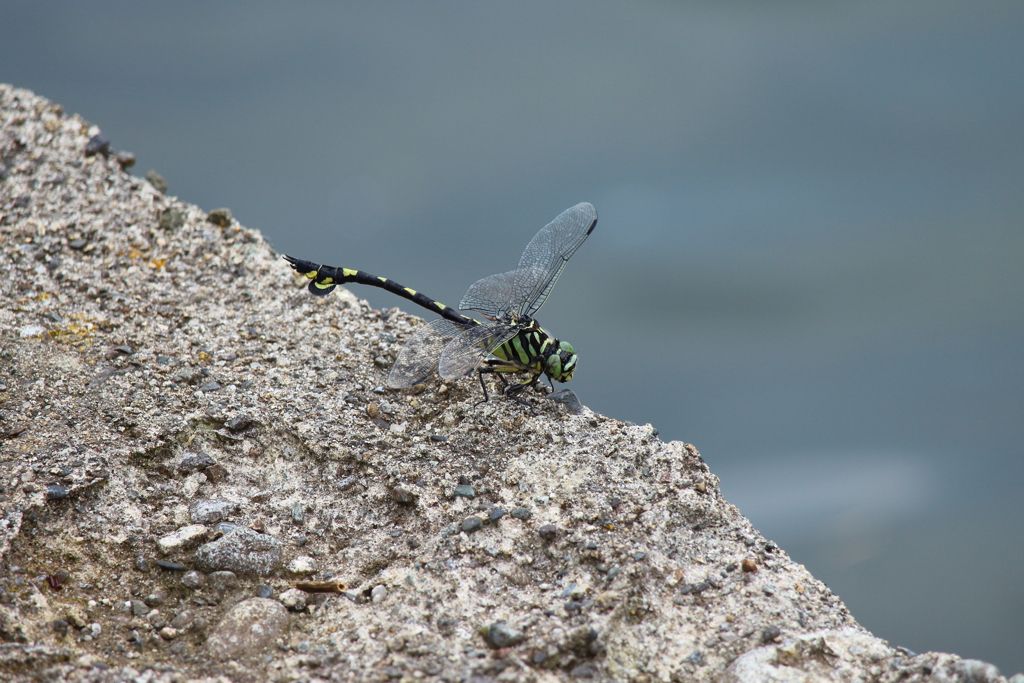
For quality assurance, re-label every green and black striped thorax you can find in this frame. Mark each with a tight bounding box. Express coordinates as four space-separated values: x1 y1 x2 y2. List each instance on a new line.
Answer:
284 202 597 403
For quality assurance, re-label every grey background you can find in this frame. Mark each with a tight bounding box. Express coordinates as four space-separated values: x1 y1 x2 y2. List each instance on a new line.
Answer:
3 1 1022 672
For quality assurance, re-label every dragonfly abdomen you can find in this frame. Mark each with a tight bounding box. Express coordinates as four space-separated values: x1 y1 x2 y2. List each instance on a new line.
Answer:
283 256 474 328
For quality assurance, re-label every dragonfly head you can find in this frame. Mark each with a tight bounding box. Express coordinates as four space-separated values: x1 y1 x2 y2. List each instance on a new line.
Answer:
545 340 578 383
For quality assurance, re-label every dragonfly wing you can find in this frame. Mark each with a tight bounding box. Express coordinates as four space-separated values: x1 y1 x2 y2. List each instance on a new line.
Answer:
512 202 597 317
388 318 474 388
459 269 518 319
438 322 519 381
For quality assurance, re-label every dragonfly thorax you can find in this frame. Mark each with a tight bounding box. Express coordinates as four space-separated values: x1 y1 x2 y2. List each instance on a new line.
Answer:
492 316 577 384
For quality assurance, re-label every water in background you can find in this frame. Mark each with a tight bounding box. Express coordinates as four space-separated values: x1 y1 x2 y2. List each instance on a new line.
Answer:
3 1 1022 672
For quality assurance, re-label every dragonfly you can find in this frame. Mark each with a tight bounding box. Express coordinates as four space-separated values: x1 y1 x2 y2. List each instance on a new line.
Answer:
284 202 597 407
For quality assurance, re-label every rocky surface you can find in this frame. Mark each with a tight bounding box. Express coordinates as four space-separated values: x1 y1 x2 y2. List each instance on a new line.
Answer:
0 84 1016 682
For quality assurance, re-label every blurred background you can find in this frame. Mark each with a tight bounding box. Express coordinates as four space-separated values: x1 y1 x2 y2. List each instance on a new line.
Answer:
3 1 1022 672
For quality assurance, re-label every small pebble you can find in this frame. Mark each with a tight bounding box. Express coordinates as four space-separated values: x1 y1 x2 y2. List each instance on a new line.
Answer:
178 452 216 474
52 619 69 635
225 415 251 432
538 524 558 542
488 507 506 522
133 555 150 573
256 585 273 599
146 170 168 193
156 525 209 555
84 135 110 157
207 208 232 227
453 484 475 499
154 560 187 571
170 610 194 630
207 571 239 593
461 517 483 534
181 571 205 590
144 589 167 607
278 588 307 612
761 625 782 644
481 621 525 649
289 556 316 575
45 484 69 500
190 499 240 525
510 507 532 520
391 487 417 506
371 585 388 603
741 558 758 573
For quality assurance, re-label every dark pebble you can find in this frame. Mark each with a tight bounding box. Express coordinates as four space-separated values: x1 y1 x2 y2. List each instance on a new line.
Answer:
453 484 475 499
606 567 620 580
52 619 69 635
207 208 233 227
461 517 483 534
610 497 622 509
510 507 532 520
45 484 69 500
482 621 525 649
205 463 229 483
131 600 149 617
116 150 135 169
684 651 703 665
391 487 418 506
679 584 692 594
179 451 217 474
154 560 187 571
691 582 710 594
199 380 222 392
383 666 402 679
564 601 583 613
488 507 506 522
84 135 110 157
225 415 252 432
584 541 598 550
633 552 646 561
761 625 782 644
256 584 273 599
146 170 168 194
538 524 558 542
68 238 88 250
570 664 596 678
429 434 448 442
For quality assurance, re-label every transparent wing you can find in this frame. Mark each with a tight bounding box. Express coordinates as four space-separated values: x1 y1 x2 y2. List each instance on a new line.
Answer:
459 269 518 319
438 322 520 381
387 318 473 388
512 202 597 317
